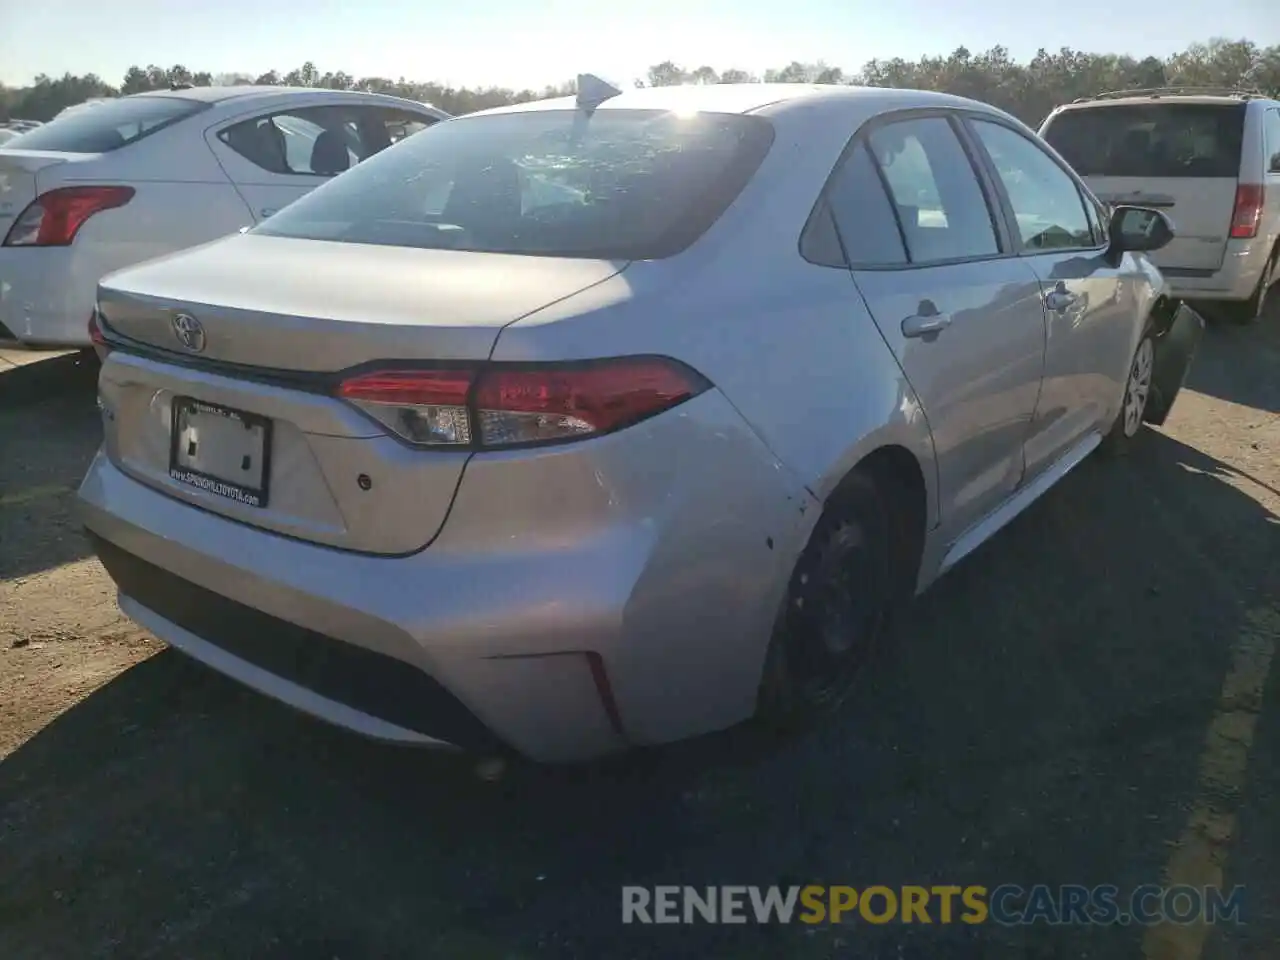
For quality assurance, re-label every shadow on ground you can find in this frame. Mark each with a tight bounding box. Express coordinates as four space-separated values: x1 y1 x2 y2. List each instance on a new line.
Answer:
0 350 99 408
0 352 101 580
1 421 1276 959
1183 315 1280 415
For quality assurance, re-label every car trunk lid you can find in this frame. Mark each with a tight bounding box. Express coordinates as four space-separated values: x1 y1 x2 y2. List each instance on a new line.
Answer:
96 234 627 553
97 233 624 370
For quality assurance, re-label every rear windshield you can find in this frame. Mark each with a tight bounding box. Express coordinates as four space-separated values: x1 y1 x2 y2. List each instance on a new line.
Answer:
1042 102 1246 178
252 108 776 259
10 97 208 153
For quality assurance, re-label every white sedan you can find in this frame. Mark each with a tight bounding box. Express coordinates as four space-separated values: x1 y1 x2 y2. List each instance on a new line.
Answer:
0 86 449 347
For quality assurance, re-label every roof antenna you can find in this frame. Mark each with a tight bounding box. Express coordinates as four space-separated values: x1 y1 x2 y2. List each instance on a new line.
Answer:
576 73 622 111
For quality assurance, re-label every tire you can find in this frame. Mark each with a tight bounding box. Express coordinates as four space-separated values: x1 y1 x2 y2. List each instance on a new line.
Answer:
757 470 895 729
1098 327 1156 458
1223 250 1279 326
1259 271 1280 325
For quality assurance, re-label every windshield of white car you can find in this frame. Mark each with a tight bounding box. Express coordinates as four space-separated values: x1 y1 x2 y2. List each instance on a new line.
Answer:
9 96 209 153
1042 102 1246 178
251 108 776 260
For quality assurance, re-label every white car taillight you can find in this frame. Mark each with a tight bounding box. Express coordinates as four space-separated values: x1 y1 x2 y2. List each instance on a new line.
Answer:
88 310 112 358
337 358 710 449
3 185 135 247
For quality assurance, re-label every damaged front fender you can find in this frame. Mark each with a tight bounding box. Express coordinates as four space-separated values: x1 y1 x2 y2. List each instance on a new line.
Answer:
1143 301 1205 427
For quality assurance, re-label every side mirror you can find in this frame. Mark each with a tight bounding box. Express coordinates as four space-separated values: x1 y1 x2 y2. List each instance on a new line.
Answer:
1108 204 1175 255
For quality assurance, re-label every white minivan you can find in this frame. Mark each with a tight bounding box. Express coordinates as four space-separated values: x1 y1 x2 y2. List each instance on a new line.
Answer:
1041 87 1280 324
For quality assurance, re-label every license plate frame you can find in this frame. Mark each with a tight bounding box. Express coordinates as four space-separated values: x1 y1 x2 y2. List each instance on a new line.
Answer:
168 398 273 508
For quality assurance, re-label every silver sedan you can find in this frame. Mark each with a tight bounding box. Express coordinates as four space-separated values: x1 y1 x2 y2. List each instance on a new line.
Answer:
80 78 1203 762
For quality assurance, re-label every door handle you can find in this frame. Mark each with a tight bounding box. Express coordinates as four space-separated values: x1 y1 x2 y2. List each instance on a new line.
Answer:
259 207 277 218
1045 290 1077 312
901 312 952 338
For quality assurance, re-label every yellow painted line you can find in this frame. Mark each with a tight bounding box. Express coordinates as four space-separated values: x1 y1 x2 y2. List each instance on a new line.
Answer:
1141 605 1280 960
0 484 72 508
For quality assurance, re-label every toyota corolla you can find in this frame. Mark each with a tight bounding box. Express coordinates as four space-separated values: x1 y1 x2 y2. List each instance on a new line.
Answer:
79 77 1203 762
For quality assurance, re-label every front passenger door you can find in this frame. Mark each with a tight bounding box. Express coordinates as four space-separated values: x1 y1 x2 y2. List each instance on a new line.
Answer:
966 118 1137 481
830 114 1049 546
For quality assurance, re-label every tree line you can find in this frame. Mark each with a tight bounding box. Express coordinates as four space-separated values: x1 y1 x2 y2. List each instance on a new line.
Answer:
3 37 1277 128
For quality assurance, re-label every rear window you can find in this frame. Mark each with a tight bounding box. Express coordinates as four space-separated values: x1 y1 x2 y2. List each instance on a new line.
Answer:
10 96 208 154
1042 102 1246 178
251 108 776 259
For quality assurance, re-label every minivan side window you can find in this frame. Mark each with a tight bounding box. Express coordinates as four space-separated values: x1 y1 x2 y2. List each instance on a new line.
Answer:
969 119 1096 252
865 117 1001 264
1265 108 1280 174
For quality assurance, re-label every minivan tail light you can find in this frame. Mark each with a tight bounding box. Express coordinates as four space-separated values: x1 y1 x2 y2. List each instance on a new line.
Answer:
337 358 709 449
1229 183 1264 239
3 186 135 247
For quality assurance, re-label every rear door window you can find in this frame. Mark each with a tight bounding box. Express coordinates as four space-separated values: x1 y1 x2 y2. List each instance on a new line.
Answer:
1041 103 1246 178
7 96 207 153
377 108 436 146
220 105 441 177
865 116 1000 264
220 107 357 177
807 142 908 267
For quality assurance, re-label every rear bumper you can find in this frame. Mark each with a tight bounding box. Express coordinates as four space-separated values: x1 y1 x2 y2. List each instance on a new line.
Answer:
0 247 96 346
79 389 816 761
90 531 502 752
1159 236 1272 302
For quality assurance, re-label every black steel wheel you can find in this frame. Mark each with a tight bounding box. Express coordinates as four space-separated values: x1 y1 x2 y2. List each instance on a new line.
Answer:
758 470 894 725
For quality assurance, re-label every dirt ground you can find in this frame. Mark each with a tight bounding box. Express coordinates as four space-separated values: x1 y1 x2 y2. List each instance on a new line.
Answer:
1 327 1278 959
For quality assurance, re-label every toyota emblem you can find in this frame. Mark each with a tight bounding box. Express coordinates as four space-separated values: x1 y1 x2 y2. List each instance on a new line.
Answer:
171 313 206 353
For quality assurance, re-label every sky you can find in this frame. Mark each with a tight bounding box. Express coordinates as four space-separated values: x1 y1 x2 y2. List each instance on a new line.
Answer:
2 0 1278 92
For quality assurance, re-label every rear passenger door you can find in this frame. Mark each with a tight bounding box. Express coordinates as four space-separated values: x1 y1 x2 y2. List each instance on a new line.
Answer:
206 103 438 223
824 113 1049 544
966 117 1135 479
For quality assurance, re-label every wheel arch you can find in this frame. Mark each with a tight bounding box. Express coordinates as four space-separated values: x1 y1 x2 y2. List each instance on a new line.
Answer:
821 442 930 601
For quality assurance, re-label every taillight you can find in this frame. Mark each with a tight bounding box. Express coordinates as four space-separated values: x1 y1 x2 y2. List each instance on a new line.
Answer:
1229 184 1264 239
337 368 474 446
3 186 135 247
88 310 110 352
337 357 710 449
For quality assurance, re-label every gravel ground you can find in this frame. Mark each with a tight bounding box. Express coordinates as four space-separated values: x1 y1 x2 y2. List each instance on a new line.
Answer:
0 327 1277 960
